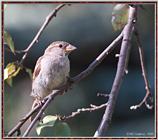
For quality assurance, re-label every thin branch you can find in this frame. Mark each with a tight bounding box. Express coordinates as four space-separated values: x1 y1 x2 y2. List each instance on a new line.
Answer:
97 93 109 98
7 102 43 136
5 4 67 57
7 30 123 137
4 46 26 54
22 90 63 137
60 103 107 120
72 32 123 83
130 29 153 110
19 4 67 64
23 85 73 137
94 6 137 137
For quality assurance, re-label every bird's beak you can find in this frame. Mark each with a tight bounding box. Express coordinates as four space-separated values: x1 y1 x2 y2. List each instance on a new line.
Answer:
65 44 77 54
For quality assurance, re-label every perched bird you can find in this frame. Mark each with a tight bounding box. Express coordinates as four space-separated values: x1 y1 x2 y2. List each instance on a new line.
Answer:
30 41 76 115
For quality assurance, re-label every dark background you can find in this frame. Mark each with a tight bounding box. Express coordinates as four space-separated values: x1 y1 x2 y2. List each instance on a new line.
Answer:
4 3 155 137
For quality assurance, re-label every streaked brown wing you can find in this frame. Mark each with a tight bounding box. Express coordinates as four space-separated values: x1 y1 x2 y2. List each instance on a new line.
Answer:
32 56 43 80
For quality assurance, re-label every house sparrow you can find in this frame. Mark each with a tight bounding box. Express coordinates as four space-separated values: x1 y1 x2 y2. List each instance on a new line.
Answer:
30 41 76 114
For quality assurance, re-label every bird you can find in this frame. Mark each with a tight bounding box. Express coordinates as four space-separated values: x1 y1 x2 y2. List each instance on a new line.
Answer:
30 41 76 120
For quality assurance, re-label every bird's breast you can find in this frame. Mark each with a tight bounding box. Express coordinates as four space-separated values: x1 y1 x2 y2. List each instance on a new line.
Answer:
41 55 70 90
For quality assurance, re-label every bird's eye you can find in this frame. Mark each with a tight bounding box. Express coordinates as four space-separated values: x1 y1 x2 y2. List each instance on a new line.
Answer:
59 44 63 48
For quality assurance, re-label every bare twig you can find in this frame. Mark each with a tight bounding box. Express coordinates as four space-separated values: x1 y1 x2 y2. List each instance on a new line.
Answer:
7 89 62 137
7 102 43 136
22 90 63 137
97 93 109 98
94 6 137 137
19 4 67 64
130 29 153 110
60 103 107 120
4 47 27 54
72 32 123 82
5 4 66 57
7 30 123 137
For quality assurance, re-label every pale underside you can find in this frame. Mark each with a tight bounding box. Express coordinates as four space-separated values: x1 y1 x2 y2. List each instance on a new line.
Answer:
31 53 70 99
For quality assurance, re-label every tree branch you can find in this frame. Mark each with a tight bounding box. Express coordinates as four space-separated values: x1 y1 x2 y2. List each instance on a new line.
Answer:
59 103 107 120
72 32 123 83
130 29 153 110
4 47 26 54
94 6 137 137
7 30 123 137
22 90 63 137
19 4 67 64
7 99 45 136
60 103 107 120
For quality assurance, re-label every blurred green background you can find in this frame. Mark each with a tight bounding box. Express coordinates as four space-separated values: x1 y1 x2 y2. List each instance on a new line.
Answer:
4 3 155 137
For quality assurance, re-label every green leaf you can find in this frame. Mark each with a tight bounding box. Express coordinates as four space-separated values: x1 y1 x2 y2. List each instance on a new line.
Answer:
6 78 13 87
36 125 45 136
11 67 21 77
4 30 15 54
4 63 16 80
36 115 71 136
36 121 71 136
4 63 21 86
53 122 71 136
25 68 32 79
111 4 129 31
36 115 58 136
42 115 58 124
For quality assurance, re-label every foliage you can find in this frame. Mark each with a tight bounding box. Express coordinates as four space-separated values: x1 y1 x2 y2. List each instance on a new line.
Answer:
36 115 71 136
111 4 129 31
4 30 15 54
4 62 21 86
4 30 32 86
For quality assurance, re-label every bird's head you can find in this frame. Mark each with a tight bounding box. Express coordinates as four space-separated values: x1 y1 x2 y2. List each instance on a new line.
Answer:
45 41 77 56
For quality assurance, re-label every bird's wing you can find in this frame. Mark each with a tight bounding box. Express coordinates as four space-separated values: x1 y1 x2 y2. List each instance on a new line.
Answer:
32 56 43 80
